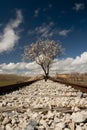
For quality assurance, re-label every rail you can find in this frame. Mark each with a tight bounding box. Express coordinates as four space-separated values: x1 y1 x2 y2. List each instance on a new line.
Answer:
0 76 44 95
49 76 87 93
0 75 87 95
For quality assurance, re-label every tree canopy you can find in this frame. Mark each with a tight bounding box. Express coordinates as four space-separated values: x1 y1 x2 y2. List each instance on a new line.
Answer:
23 39 64 81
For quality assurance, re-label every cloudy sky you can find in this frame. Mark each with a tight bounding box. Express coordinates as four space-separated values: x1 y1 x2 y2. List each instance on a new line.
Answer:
0 0 87 75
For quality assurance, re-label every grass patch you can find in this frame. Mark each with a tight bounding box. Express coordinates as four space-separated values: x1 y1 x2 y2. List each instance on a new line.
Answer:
0 74 30 87
0 81 17 87
55 73 87 86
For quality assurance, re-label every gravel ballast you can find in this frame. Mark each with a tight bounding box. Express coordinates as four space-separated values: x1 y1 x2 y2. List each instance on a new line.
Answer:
0 80 87 130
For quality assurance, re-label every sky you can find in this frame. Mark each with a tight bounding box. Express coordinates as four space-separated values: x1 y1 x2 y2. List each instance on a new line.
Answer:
0 0 87 75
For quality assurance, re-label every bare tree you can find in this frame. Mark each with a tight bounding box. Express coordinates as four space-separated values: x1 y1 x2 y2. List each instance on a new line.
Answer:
23 39 64 81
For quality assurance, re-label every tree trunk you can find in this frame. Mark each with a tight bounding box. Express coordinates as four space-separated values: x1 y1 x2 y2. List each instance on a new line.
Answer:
41 64 49 82
45 73 49 81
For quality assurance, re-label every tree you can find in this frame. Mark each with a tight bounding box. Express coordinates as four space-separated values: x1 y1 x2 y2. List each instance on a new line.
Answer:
23 39 64 81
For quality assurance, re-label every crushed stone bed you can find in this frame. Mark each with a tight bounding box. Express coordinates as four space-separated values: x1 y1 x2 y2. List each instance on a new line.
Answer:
0 80 87 130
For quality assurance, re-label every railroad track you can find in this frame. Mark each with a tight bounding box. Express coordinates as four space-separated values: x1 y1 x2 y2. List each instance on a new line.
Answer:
0 76 44 95
49 76 87 93
0 75 87 95
0 76 87 130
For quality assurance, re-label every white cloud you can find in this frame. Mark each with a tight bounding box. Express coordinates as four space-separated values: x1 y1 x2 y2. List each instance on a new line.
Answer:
28 22 54 38
51 52 87 74
0 61 42 75
59 29 71 36
72 52 87 65
0 10 23 53
73 3 85 11
0 52 87 75
28 22 72 38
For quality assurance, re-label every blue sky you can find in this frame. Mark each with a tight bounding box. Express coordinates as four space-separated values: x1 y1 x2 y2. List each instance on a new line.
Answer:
0 0 87 75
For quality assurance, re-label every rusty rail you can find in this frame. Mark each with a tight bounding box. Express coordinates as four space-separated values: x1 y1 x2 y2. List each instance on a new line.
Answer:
49 76 87 93
0 105 87 113
0 75 87 95
0 76 44 95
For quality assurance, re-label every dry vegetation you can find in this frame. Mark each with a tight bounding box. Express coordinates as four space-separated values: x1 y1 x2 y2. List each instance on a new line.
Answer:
0 74 30 87
1 72 87 88
55 73 87 85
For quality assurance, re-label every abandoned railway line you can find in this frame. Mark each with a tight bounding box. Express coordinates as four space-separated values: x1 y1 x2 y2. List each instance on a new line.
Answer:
0 76 87 95
49 76 87 93
0 78 87 130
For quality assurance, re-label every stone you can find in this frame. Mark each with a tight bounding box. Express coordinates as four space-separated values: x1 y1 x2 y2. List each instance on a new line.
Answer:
11 118 17 125
0 125 5 130
77 92 83 98
12 97 17 100
5 124 13 130
64 128 70 130
74 107 80 112
54 126 62 130
80 123 84 126
29 119 37 126
55 122 65 129
0 103 3 107
0 80 87 130
2 101 7 107
47 111 54 119
14 127 20 130
40 119 47 127
76 125 83 130
68 121 75 130
0 114 4 121
54 117 60 123
2 117 11 125
24 125 34 130
83 123 87 129
25 119 37 130
38 125 45 130
32 113 38 119
47 120 53 126
71 112 87 123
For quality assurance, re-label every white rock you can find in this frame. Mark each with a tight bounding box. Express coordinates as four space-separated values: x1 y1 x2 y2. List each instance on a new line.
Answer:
77 92 83 98
38 125 45 130
47 120 53 126
54 117 60 123
74 107 80 112
11 118 16 125
54 126 62 130
0 103 3 107
40 119 47 127
2 117 11 125
64 128 70 130
68 121 75 130
47 111 54 119
71 112 87 123
13 127 20 130
55 122 65 129
83 123 87 129
2 101 7 106
32 113 38 119
0 80 87 130
5 124 13 130
64 113 71 122
76 125 83 130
